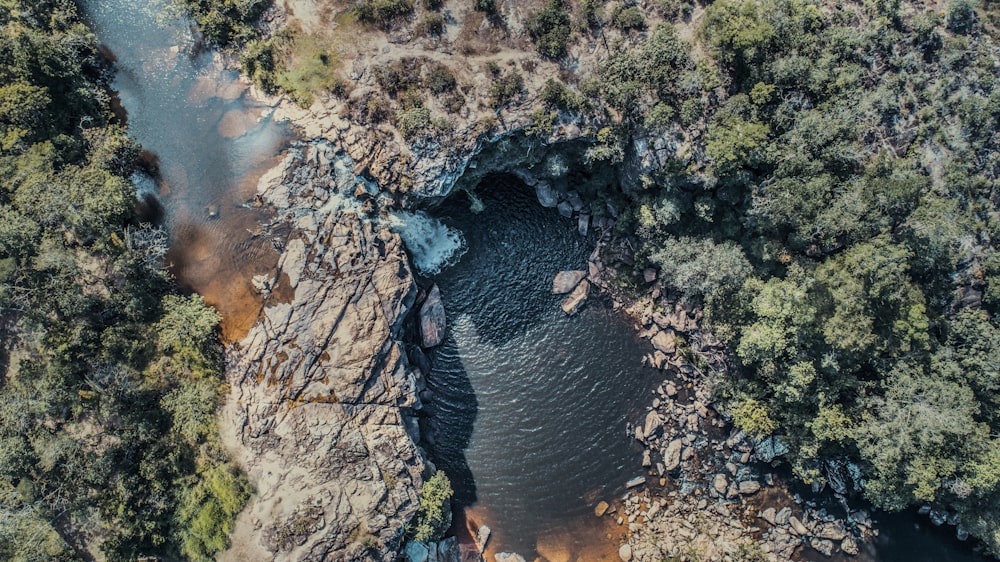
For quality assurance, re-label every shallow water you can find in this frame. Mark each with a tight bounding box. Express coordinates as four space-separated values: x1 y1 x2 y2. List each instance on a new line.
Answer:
79 0 292 340
425 177 659 558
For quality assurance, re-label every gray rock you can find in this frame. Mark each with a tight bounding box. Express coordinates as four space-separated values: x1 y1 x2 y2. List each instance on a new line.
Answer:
420 285 447 348
738 481 761 495
760 507 777 525
578 213 590 236
561 280 590 315
557 201 573 218
495 554 527 562
405 542 430 562
534 181 558 207
475 525 491 552
663 439 683 471
841 537 859 556
643 268 657 283
552 270 586 294
438 537 460 562
790 516 809 536
755 436 791 463
775 507 793 526
809 538 835 557
567 190 584 212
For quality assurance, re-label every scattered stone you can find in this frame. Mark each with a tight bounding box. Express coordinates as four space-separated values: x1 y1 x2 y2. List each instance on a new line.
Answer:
643 411 663 438
595 501 610 517
643 268 657 283
626 476 647 488
775 507 792 526
619 543 633 562
761 507 777 525
557 201 573 218
560 280 590 315
552 270 586 294
578 213 590 236
790 516 809 536
809 538 835 557
738 481 761 495
495 554 527 562
642 449 651 467
841 537 860 556
713 474 728 495
420 285 447 348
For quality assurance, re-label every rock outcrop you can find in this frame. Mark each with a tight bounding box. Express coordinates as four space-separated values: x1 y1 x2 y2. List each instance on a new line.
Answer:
219 142 426 561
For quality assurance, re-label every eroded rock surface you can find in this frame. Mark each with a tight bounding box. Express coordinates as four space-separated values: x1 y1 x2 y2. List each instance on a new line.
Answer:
220 142 425 561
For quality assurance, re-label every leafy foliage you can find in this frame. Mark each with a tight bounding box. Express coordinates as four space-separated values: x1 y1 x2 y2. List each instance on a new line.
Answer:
0 1 248 559
409 471 453 542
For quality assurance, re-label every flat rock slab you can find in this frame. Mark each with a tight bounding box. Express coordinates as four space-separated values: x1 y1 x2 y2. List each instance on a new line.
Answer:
561 280 590 315
552 270 586 294
420 285 446 348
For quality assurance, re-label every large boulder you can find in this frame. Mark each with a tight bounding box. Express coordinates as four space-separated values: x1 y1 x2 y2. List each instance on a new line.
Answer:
552 270 586 294
651 329 676 354
663 439 683 471
420 285 447 348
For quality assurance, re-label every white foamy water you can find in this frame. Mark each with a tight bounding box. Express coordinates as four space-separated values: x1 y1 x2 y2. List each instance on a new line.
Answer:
387 210 467 276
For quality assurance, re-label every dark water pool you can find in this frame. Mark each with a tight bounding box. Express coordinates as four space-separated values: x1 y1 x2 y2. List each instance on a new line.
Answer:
423 177 659 559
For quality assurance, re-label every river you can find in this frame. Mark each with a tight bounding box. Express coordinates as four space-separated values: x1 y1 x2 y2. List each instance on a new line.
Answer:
77 2 990 561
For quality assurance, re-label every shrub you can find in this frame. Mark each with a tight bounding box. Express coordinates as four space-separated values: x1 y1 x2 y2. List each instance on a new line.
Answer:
611 5 645 30
396 107 432 138
489 68 525 107
352 0 414 27
425 64 457 94
409 471 453 542
420 12 445 35
423 0 443 9
526 0 573 59
474 0 496 13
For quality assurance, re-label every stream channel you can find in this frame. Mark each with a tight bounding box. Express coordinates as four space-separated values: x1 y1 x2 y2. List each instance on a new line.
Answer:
78 1 990 561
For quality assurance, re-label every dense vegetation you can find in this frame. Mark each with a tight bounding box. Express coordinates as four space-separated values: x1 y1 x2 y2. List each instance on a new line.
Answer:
573 0 1000 552
0 0 248 560
177 0 1000 554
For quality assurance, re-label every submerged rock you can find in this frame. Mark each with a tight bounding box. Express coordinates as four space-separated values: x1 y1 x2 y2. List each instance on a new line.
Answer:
420 285 447 348
595 501 610 517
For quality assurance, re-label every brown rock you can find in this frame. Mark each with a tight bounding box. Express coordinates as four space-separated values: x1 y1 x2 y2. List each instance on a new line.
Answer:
595 501 610 517
561 280 590 315
651 329 676 354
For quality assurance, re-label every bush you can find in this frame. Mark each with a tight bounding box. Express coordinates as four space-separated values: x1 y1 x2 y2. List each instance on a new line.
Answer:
489 68 525 107
526 0 573 59
396 107 432 138
409 471 453 542
420 12 445 35
611 5 645 30
474 0 496 13
423 0 443 8
352 0 414 27
425 63 457 94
